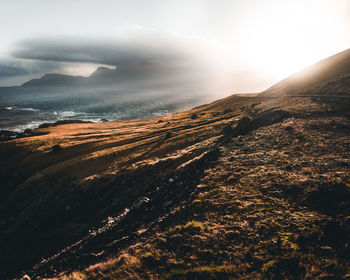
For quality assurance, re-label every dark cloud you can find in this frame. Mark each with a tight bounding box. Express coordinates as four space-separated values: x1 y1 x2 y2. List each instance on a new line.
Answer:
0 59 68 77
0 58 86 87
0 61 29 77
5 31 241 89
12 31 222 68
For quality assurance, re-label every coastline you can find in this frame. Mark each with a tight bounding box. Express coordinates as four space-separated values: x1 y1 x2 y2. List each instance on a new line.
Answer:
0 119 96 142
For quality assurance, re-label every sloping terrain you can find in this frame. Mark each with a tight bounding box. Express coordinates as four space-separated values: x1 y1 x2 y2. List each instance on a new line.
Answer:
262 48 350 96
0 95 265 279
1 50 350 280
1 93 349 280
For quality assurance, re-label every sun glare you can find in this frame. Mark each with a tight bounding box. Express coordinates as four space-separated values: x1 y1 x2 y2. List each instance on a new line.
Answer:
240 1 344 80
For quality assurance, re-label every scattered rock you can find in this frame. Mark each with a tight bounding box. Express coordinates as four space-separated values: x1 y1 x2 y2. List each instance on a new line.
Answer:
319 246 334 254
285 165 293 171
285 125 294 132
232 116 252 136
231 110 290 137
0 129 47 142
165 132 172 139
222 124 233 136
191 113 198 120
0 130 18 141
52 144 62 152
100 118 109 122
132 197 150 209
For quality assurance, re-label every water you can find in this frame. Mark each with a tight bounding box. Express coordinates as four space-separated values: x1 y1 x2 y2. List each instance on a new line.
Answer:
0 86 213 131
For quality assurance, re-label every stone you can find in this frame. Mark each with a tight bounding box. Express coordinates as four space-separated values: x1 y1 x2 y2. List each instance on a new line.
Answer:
52 144 62 152
222 124 233 136
191 113 198 119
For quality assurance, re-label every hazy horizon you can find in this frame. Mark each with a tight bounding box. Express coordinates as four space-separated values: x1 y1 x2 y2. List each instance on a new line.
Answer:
0 0 349 93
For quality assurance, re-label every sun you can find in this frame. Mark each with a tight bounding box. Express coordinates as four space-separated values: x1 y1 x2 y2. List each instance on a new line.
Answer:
240 1 343 81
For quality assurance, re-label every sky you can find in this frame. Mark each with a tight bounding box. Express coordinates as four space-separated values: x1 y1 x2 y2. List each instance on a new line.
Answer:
0 0 349 92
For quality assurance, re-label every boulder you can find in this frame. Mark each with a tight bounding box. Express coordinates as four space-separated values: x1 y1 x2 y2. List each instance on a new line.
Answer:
0 130 18 141
52 144 62 152
222 124 233 136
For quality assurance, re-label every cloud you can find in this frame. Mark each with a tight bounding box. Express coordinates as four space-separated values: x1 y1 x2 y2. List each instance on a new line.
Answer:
5 29 258 91
12 29 227 68
0 60 30 77
0 58 70 78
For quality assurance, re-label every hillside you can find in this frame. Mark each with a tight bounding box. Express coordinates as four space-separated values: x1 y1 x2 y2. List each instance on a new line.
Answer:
261 48 350 96
0 50 350 280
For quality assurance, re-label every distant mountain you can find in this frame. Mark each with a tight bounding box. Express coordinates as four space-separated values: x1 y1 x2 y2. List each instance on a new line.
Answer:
261 48 350 96
21 62 179 88
21 73 86 87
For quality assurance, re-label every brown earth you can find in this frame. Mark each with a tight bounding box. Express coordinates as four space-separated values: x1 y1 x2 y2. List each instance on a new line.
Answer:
0 92 350 280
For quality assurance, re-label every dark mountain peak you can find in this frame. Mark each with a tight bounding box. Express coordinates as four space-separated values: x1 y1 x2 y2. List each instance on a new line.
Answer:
89 66 118 78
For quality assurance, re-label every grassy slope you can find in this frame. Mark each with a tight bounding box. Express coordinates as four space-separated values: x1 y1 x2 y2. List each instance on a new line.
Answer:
0 95 266 279
0 91 350 279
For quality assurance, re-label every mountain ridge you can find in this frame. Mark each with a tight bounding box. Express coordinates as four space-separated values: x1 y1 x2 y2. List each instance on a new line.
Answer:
21 62 176 88
21 73 87 87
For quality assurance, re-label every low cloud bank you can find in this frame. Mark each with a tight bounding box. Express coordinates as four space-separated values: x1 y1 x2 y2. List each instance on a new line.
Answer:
1 29 267 92
12 29 226 69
